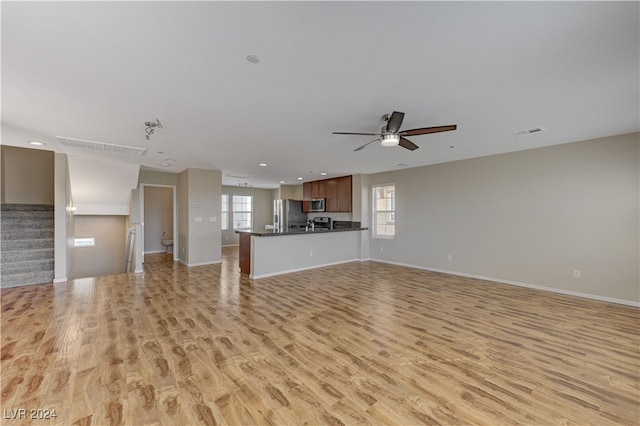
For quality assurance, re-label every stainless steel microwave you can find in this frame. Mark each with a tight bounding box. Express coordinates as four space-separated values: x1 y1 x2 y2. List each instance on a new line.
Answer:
309 198 325 212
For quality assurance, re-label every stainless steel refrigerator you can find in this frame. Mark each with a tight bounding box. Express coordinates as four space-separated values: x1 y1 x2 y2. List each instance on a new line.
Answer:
274 199 306 229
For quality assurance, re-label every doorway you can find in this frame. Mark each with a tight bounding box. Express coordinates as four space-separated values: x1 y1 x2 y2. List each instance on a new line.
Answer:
141 184 177 263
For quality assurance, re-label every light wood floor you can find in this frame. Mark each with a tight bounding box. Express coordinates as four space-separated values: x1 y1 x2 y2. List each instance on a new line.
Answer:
1 247 638 425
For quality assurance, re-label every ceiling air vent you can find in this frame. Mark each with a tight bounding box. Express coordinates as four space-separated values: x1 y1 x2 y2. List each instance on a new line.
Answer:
226 172 256 179
55 136 147 156
513 127 545 137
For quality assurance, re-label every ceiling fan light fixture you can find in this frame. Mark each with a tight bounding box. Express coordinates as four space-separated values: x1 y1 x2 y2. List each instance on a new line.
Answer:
380 134 400 147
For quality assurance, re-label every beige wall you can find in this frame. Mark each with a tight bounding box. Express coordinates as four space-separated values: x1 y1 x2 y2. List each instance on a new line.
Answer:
143 186 173 253
138 169 179 187
368 132 639 304
279 184 303 200
72 215 127 278
221 186 276 246
1 145 54 204
178 168 222 266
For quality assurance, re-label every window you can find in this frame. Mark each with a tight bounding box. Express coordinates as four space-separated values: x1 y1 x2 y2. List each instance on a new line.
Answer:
372 184 395 238
232 195 253 230
74 237 95 247
221 194 229 230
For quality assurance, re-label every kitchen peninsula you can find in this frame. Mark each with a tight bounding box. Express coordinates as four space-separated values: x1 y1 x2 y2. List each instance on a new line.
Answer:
236 226 367 279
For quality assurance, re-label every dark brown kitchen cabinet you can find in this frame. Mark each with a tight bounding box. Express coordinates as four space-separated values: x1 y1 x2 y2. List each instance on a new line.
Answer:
336 175 352 212
325 178 338 211
303 175 352 212
239 233 251 274
303 182 311 200
303 181 325 199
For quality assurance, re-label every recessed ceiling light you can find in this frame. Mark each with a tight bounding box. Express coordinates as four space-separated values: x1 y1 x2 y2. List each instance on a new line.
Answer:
29 141 45 146
259 163 267 167
280 181 285 184
320 172 327 176
297 177 303 180
246 55 260 64
161 162 172 167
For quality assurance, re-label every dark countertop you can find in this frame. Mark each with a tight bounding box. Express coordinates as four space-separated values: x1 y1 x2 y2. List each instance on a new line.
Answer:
236 227 368 237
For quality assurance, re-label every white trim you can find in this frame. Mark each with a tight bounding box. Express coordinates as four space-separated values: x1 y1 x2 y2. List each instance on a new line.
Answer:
222 244 239 248
53 277 68 283
134 268 144 274
250 258 359 279
144 250 166 254
178 259 223 267
370 258 640 308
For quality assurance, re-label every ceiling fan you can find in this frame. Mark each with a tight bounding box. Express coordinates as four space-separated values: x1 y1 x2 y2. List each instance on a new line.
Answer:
333 111 457 151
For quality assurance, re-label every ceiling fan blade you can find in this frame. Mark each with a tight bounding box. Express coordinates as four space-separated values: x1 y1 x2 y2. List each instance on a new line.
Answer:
399 124 457 137
385 111 405 133
333 131 381 136
399 137 419 151
354 138 380 151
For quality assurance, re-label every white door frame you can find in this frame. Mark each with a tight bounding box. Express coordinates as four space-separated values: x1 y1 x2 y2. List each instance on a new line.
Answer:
140 183 178 262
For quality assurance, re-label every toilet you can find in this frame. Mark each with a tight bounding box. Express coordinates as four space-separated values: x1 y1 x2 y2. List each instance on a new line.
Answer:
161 231 173 254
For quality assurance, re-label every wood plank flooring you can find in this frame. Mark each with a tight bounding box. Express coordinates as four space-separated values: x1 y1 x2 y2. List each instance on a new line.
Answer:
1 247 638 425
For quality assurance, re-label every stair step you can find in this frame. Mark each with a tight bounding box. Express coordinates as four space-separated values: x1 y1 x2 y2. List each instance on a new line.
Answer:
1 229 54 241
1 210 54 221
0 204 57 289
1 209 54 217
1 239 54 251
0 270 54 288
1 259 54 275
1 204 54 212
1 218 54 230
1 248 54 262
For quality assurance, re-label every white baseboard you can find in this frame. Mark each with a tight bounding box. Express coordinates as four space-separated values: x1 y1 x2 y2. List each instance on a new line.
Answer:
370 258 640 308
222 244 239 248
178 259 222 267
53 277 68 283
144 250 166 254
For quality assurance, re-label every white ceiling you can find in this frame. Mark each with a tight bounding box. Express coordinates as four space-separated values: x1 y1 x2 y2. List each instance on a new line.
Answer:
2 2 638 189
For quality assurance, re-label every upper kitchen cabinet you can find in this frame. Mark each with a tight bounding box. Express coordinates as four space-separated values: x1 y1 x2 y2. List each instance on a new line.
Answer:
304 180 327 199
303 175 352 212
325 178 338 211
336 175 352 212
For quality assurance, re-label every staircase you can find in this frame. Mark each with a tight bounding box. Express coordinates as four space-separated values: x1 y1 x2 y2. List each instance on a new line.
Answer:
1 204 54 288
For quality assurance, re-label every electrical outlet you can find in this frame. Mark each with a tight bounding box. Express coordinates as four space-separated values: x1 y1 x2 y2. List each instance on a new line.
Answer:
447 254 453 261
309 250 313 257
380 246 384 252
573 269 581 279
